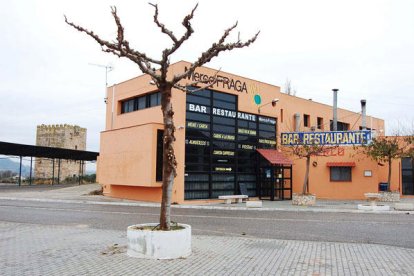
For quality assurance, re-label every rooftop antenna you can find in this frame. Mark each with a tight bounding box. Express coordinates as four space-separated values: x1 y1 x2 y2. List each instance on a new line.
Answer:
89 63 114 103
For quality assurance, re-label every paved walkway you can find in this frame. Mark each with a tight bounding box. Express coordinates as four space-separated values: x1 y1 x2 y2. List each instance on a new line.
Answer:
1 221 413 276
1 184 414 275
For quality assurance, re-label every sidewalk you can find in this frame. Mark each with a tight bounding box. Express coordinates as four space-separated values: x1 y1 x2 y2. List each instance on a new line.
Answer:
1 220 413 275
1 183 413 214
1 184 414 275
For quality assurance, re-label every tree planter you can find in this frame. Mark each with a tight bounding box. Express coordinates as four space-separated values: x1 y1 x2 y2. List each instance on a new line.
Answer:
127 223 191 259
378 191 400 202
292 193 316 206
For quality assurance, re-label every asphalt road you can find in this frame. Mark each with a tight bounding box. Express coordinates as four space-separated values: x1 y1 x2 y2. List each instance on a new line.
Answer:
1 199 413 249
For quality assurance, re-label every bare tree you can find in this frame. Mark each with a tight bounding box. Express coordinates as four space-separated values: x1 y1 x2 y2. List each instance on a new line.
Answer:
284 78 297 96
358 135 413 191
283 139 337 195
65 4 259 230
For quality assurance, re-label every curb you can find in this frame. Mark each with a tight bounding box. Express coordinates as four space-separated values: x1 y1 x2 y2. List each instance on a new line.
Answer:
0 196 413 215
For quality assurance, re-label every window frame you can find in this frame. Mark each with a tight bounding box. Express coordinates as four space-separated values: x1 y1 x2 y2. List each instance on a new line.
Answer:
120 91 160 114
330 166 352 182
317 117 324 130
303 114 310 127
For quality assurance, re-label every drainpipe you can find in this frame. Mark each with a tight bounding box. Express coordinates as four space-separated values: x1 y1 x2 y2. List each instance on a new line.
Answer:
332 89 339 131
294 113 300 132
361 99 367 130
111 85 115 130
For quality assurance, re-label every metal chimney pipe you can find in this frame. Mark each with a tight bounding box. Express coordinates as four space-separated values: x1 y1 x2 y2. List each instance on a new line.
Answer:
332 89 339 131
294 113 300 132
361 99 367 130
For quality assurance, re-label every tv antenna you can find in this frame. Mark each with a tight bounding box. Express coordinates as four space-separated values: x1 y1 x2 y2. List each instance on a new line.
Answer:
89 63 114 103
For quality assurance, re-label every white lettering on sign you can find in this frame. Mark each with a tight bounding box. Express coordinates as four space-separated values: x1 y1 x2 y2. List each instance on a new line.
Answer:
212 107 236 118
258 116 276 125
237 112 256 122
188 103 207 114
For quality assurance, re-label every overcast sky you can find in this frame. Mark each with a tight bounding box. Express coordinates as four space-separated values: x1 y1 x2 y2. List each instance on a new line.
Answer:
1 0 413 153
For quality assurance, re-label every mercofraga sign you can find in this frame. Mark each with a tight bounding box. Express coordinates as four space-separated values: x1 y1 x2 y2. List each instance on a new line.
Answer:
185 67 248 93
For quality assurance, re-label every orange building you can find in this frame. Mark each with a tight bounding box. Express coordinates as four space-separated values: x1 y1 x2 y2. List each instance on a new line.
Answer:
97 61 413 203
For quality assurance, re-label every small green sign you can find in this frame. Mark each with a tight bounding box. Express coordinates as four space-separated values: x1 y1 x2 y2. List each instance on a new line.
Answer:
254 94 262 105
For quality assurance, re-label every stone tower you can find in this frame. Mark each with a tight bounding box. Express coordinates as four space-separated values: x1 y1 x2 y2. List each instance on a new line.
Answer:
34 124 87 182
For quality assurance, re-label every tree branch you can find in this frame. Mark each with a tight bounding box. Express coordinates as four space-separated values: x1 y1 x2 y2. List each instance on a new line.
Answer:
173 23 260 83
148 3 198 83
149 3 178 44
173 68 221 93
64 9 161 81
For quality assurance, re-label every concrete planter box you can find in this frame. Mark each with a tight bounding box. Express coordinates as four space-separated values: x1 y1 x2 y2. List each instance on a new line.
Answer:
378 192 400 202
292 194 316 206
127 223 191 259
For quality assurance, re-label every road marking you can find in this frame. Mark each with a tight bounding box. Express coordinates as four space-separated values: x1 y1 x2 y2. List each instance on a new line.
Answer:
0 204 413 225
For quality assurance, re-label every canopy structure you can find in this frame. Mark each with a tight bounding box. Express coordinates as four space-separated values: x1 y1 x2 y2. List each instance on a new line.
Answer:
256 149 293 201
0 141 99 186
326 162 356 167
256 149 293 165
0 141 98 161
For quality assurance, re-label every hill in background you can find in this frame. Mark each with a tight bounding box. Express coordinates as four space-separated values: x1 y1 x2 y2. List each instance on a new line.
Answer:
0 158 31 176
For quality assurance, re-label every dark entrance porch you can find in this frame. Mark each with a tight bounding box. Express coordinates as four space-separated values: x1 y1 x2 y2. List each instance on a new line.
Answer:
257 149 293 201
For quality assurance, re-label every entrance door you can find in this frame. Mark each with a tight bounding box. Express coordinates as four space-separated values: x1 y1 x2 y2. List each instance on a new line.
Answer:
259 167 274 200
402 158 414 195
259 166 293 200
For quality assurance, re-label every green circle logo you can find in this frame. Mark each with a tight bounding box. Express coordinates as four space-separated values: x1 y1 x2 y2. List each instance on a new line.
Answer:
254 94 262 105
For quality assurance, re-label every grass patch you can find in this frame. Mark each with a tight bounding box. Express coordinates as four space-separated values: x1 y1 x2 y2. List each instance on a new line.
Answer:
87 187 103 195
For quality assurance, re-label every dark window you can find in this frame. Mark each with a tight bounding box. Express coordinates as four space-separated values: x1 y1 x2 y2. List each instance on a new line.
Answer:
330 120 350 131
213 116 235 126
187 94 211 105
122 99 134 113
213 124 236 134
304 114 310 127
150 92 160 107
358 126 372 130
156 130 163 182
259 124 275 132
213 99 236 110
186 112 210 123
330 167 352 181
213 91 236 102
137 97 146 110
184 89 277 200
280 109 284 123
120 91 160 114
402 158 413 169
258 130 275 139
317 117 324 130
191 88 211 98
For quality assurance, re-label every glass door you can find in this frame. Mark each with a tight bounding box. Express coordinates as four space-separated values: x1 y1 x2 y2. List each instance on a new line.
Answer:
402 158 414 195
259 167 274 200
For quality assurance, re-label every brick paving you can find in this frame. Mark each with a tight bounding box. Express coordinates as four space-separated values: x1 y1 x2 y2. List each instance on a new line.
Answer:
1 221 413 276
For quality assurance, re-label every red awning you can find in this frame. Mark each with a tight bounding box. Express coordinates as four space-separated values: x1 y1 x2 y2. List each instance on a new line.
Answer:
326 162 356 167
257 149 293 165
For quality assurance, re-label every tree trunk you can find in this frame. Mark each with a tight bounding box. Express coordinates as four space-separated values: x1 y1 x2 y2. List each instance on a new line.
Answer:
387 157 392 192
303 156 311 195
159 86 177 230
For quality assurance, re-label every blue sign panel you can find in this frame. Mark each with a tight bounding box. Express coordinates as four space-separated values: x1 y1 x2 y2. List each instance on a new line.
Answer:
281 131 372 146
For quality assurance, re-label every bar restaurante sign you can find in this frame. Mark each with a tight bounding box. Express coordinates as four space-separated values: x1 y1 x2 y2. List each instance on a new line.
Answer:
281 131 372 146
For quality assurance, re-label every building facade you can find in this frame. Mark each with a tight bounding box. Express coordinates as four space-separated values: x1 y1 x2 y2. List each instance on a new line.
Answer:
97 61 413 203
35 124 86 181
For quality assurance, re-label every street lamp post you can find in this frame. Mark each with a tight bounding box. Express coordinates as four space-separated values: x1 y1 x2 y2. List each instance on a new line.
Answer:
258 98 279 113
